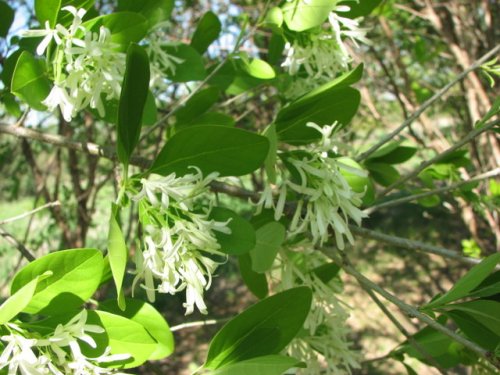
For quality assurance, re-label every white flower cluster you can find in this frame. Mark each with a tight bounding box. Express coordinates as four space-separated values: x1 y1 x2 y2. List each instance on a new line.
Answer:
131 168 230 315
278 248 360 375
258 123 367 249
0 310 129 375
23 7 126 121
281 4 370 98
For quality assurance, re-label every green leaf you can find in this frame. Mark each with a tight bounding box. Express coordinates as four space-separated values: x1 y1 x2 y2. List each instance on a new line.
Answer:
35 0 61 28
209 207 256 255
367 141 417 164
310 262 340 284
445 310 499 351
117 0 174 28
190 11 221 54
117 43 150 166
204 287 312 369
441 300 500 336
57 0 94 26
268 30 286 65
85 310 158 368
0 1 15 37
263 7 284 28
142 90 157 126
365 162 400 187
249 222 286 273
83 12 148 51
162 43 206 82
150 125 269 177
0 272 51 324
263 124 278 183
468 270 500 298
11 51 51 111
107 204 127 310
99 298 174 360
338 0 383 18
192 112 235 127
424 253 500 309
238 254 268 299
242 59 276 80
275 87 360 144
282 0 336 31
337 157 370 194
212 355 304 375
175 87 220 126
11 248 105 315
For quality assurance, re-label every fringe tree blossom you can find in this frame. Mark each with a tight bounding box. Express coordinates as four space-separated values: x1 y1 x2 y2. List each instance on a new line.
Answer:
0 311 130 375
257 123 367 249
22 7 126 121
130 168 231 315
278 248 360 375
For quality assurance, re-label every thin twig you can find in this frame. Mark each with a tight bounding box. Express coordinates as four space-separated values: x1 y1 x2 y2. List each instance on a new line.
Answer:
356 45 500 162
0 227 36 261
323 248 499 369
378 118 500 197
0 201 61 225
349 225 482 266
170 318 230 332
366 168 500 213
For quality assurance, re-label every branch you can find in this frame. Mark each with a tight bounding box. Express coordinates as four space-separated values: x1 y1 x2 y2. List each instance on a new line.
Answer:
0 227 36 261
356 44 500 162
170 318 230 332
0 201 61 225
378 119 500 197
349 226 482 266
322 248 499 369
367 168 500 212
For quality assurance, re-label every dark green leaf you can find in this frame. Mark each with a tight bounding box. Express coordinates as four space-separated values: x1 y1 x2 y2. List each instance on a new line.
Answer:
117 0 174 28
150 125 269 177
367 141 417 165
99 298 174 360
0 1 15 37
424 253 500 309
162 43 206 82
365 162 400 187
175 87 220 126
209 207 256 255
249 222 286 273
442 300 500 336
107 204 127 310
238 254 268 299
190 11 221 54
469 270 500 298
311 262 340 284
275 87 360 144
282 0 336 31
446 310 499 351
35 0 61 27
205 287 312 369
11 51 51 111
117 43 150 166
212 355 304 375
191 112 235 127
83 12 148 51
11 248 105 315
268 30 286 65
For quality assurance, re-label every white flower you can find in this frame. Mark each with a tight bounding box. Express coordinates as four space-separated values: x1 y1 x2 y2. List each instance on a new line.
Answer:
42 84 75 121
0 330 47 375
131 169 230 315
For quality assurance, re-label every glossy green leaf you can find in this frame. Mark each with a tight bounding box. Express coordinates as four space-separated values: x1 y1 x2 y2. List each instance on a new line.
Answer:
35 0 61 27
85 310 157 368
442 300 500 336
212 355 304 375
205 287 312 369
190 11 221 54
365 162 400 187
367 142 417 165
250 222 286 273
150 125 269 177
1 50 23 89
275 87 360 144
0 272 51 324
11 51 51 111
424 253 500 309
0 1 15 37
337 157 370 193
117 43 150 166
99 298 174 360
311 262 340 284
282 0 336 31
238 254 268 299
263 124 278 183
192 112 235 127
338 0 383 18
107 204 127 310
210 207 256 255
242 59 276 80
175 87 220 126
11 248 105 315
57 0 94 26
263 7 284 28
117 0 174 28
162 43 206 82
468 270 500 298
446 310 499 351
83 12 148 51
